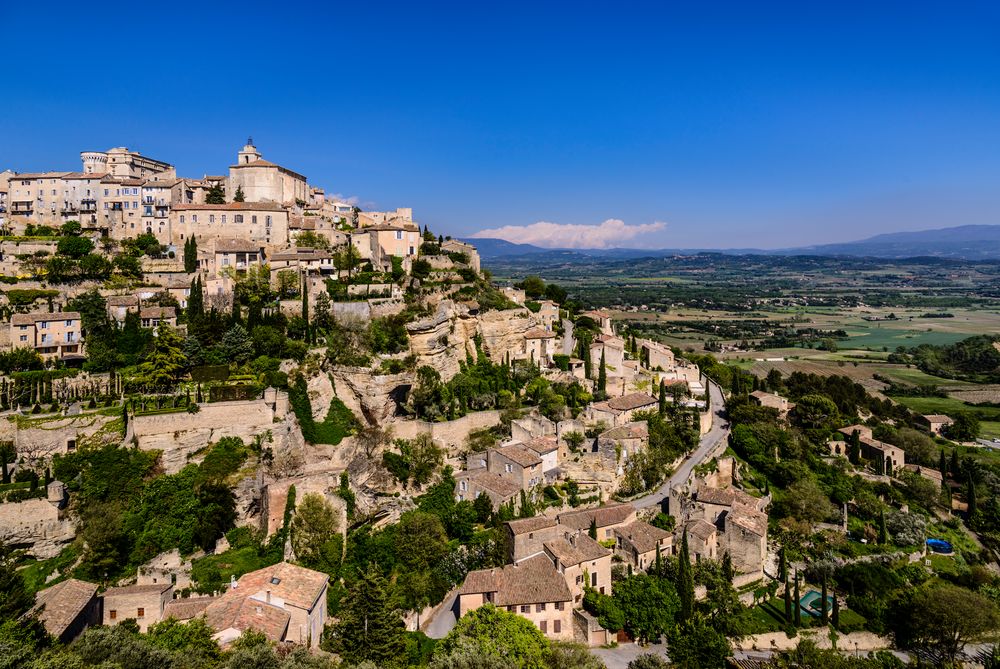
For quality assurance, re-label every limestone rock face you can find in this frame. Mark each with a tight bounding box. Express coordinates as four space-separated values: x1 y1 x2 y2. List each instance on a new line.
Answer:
406 300 477 381
306 374 335 422
477 307 534 363
329 366 413 425
0 498 75 559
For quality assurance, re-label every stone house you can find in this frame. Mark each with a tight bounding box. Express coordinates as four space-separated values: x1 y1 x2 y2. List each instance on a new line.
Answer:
586 392 657 427
523 328 557 367
511 414 556 443
9 311 83 361
535 300 560 331
520 436 560 475
918 414 954 435
501 286 526 305
487 444 544 490
556 503 637 543
107 295 140 323
31 578 100 643
458 554 574 640
544 532 613 602
589 334 625 373
173 202 288 247
505 517 563 562
639 338 675 371
613 521 673 571
749 390 794 418
594 422 648 469
211 238 266 275
684 519 719 561
101 582 173 632
580 310 614 337
140 306 176 329
454 469 521 510
203 562 328 647
366 222 421 269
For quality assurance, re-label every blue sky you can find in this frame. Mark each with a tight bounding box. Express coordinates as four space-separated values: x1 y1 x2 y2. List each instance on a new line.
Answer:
2 1 999 249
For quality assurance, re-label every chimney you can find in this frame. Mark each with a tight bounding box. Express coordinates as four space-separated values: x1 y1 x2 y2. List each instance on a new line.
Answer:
266 590 271 604
230 575 238 589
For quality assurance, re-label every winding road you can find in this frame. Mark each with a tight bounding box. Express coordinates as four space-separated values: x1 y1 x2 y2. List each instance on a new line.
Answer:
632 379 730 510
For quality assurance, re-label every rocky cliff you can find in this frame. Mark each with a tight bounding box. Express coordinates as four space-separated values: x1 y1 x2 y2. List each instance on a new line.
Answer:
477 307 534 363
405 300 479 381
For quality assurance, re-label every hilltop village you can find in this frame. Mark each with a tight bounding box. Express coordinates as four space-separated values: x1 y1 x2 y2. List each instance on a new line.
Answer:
0 145 998 669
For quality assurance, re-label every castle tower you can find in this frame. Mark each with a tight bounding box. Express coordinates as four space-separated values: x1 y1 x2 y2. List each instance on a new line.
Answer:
237 137 262 165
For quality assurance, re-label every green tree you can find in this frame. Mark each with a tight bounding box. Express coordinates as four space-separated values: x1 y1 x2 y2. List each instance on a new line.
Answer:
596 349 607 400
614 573 680 643
184 237 199 273
221 323 254 364
435 604 549 669
136 322 186 390
588 517 598 540
666 616 731 669
205 184 226 204
314 291 332 333
290 493 339 569
906 583 1000 662
677 531 695 623
57 235 94 259
327 566 406 667
188 275 204 320
946 412 980 441
0 540 32 622
146 617 221 664
628 654 670 669
233 185 245 202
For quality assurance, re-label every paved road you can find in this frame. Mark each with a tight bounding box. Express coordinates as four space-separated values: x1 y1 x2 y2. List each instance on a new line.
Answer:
424 590 459 639
633 379 729 510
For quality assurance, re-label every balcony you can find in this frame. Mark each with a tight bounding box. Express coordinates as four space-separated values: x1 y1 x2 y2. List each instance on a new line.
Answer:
61 204 79 214
10 202 33 214
80 199 97 213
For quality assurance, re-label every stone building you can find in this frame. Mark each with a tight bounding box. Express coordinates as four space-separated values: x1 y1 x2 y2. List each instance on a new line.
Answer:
203 562 329 647
9 311 83 361
556 503 637 543
31 578 100 643
173 202 288 246
613 520 673 571
586 393 657 427
505 516 563 562
101 583 173 633
544 532 612 601
458 554 574 641
227 140 308 205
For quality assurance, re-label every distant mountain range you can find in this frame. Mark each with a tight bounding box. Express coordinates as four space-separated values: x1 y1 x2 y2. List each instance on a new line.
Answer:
465 224 1000 261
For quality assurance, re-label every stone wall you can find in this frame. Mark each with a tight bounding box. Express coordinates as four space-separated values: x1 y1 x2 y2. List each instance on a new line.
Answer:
0 498 74 558
392 410 502 452
133 396 294 474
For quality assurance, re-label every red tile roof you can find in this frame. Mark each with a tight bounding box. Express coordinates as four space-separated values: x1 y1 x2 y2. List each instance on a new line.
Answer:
459 554 571 606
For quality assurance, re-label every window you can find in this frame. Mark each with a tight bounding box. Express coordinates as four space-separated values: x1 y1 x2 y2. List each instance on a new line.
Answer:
504 464 512 473
109 610 117 620
395 230 403 240
180 216 185 224
553 620 561 633
209 215 215 223
252 215 257 224
19 335 26 342
136 608 144 618
539 621 547 633
555 601 564 611
520 605 529 613
65 320 72 326
192 215 198 223
536 603 546 612
591 573 597 587
266 215 272 226
222 215 227 224
235 215 244 223
39 322 47 329
507 606 515 613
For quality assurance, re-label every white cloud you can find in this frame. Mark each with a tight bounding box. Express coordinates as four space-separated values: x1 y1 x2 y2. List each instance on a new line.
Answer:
471 218 667 249
330 193 362 206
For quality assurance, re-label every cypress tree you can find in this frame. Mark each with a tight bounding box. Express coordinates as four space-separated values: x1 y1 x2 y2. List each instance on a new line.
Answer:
967 475 978 517
655 544 662 575
793 571 801 626
301 275 311 344
1 459 8 485
878 509 888 545
588 517 598 540
778 545 787 582
821 577 829 624
722 551 735 583
121 403 129 436
658 380 667 416
328 564 406 665
188 276 204 320
784 580 792 621
678 531 695 622
597 348 607 398
951 449 960 475
848 430 861 465
940 449 948 478
832 593 840 629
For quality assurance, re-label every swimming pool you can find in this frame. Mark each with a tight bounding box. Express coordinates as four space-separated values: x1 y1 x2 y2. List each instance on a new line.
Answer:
926 538 953 554
798 590 834 617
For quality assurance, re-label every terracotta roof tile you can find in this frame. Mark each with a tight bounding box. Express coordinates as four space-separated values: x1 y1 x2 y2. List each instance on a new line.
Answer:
506 516 558 535
494 444 542 468
606 393 657 412
459 554 571 606
557 503 635 531
32 578 97 639
614 521 673 554
544 533 610 566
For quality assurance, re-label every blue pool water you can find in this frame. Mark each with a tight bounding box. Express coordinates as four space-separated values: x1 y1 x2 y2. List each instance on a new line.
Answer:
926 538 953 554
798 590 834 617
